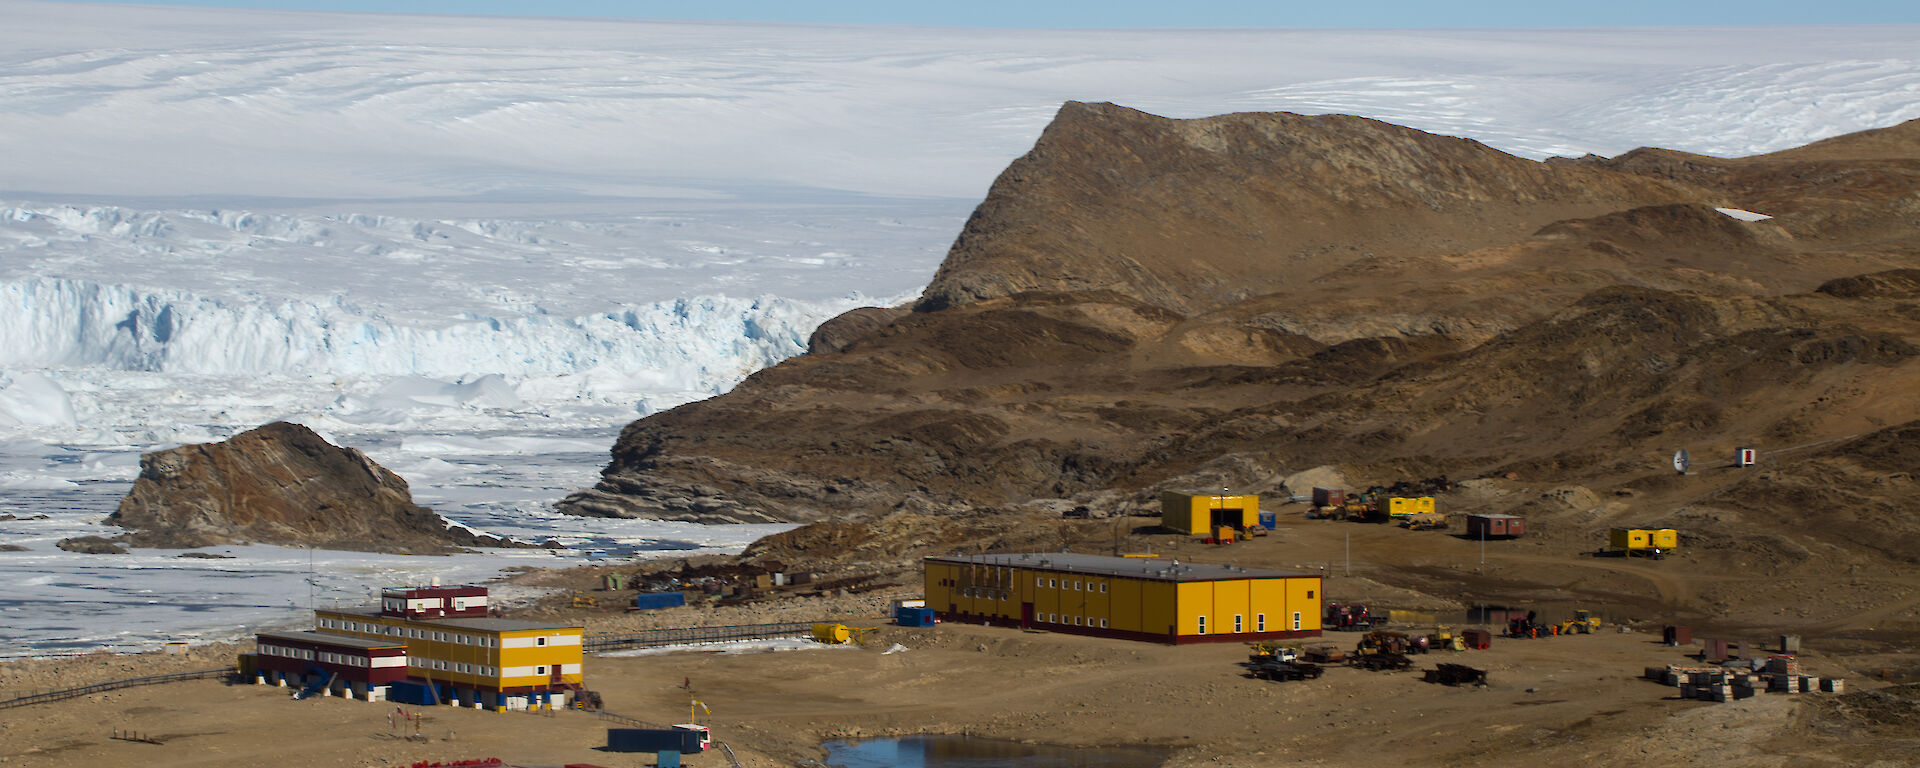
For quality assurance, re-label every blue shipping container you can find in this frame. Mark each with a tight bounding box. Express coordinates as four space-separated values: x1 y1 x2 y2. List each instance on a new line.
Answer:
895 606 935 627
608 728 702 753
387 680 437 706
632 592 688 610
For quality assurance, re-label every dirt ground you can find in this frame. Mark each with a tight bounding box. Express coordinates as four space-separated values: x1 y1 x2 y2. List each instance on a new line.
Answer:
5 503 1918 768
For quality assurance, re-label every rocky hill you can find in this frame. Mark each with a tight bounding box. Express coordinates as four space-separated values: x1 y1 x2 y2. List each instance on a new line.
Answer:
111 421 515 553
557 103 1920 568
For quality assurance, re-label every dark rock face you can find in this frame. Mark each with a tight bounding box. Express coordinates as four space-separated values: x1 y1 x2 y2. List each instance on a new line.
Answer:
110 421 514 553
55 536 127 554
557 105 1920 527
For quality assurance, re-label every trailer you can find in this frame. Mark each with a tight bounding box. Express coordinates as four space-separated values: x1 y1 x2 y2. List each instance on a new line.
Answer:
1465 514 1526 539
1249 659 1325 681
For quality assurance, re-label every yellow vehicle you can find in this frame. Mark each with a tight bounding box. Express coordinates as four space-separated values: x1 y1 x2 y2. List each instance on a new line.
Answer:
1400 511 1448 530
1559 609 1602 635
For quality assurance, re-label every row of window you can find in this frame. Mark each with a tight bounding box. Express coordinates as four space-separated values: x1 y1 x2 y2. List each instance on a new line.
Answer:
1192 612 1300 635
1042 613 1109 629
320 618 510 648
259 644 314 661
1027 612 1304 635
956 578 1113 600
1038 577 1108 593
409 657 495 676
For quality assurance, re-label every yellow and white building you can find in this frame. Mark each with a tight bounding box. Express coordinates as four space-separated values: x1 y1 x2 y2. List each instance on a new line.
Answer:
925 552 1322 644
309 584 584 710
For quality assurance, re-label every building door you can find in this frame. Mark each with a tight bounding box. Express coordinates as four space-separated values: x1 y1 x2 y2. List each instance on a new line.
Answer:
551 664 564 686
1211 508 1242 529
1021 602 1034 629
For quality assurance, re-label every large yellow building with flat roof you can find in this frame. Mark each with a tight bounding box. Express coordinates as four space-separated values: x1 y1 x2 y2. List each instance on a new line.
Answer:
925 552 1321 644
311 584 582 710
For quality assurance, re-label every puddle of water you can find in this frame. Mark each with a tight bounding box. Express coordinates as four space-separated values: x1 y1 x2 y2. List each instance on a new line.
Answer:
821 734 1169 768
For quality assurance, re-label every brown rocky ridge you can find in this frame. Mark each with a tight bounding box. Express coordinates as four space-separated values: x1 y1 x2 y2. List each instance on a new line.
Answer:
110 421 519 553
559 102 1920 538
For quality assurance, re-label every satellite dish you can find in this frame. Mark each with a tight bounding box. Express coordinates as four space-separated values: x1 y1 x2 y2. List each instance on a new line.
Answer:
1673 449 1691 474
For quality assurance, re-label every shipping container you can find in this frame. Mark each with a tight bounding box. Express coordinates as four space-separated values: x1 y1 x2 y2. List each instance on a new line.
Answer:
1312 487 1345 508
387 680 439 706
607 729 703 754
895 606 936 627
631 592 688 611
1703 638 1730 662
1465 514 1525 539
1663 625 1692 646
1461 628 1491 650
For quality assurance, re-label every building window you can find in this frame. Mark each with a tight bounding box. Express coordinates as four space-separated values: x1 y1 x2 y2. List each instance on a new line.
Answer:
1257 614 1266 632
1197 616 1207 635
1049 579 1056 588
1293 612 1302 631
1073 581 1081 591
1100 619 1108 628
1235 615 1244 633
1099 584 1107 593
537 637 547 646
1036 577 1043 587
1307 590 1315 599
536 665 547 675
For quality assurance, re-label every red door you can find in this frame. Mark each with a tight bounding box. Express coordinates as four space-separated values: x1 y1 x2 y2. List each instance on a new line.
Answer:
1021 602 1034 630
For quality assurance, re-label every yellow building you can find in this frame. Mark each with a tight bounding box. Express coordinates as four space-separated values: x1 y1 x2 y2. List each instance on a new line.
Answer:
1384 496 1435 518
1607 527 1679 556
925 552 1321 644
1160 491 1260 534
312 584 583 710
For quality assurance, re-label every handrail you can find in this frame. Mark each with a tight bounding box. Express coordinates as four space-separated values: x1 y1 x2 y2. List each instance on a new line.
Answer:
584 621 817 653
0 668 230 711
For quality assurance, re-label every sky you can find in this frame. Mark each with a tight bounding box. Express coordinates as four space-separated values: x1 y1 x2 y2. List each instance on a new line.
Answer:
43 0 1920 28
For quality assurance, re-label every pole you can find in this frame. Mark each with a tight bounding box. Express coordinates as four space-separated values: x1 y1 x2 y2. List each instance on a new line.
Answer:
1344 531 1350 577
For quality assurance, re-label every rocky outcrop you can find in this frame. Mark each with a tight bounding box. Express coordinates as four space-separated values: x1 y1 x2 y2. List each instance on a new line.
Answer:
558 105 1920 527
111 421 514 553
914 102 1696 315
56 536 127 554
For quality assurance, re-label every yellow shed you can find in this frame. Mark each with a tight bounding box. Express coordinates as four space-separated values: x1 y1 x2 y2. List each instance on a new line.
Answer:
1160 491 1260 534
1608 527 1679 555
923 552 1321 644
1385 496 1435 517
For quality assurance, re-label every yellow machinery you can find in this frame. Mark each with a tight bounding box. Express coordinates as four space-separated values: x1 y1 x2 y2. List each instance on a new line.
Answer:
1559 609 1602 635
811 623 880 645
570 593 598 608
1400 511 1447 530
1385 496 1436 519
1607 528 1679 559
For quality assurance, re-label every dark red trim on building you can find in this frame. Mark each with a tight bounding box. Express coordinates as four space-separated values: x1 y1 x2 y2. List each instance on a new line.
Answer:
935 611 1319 645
